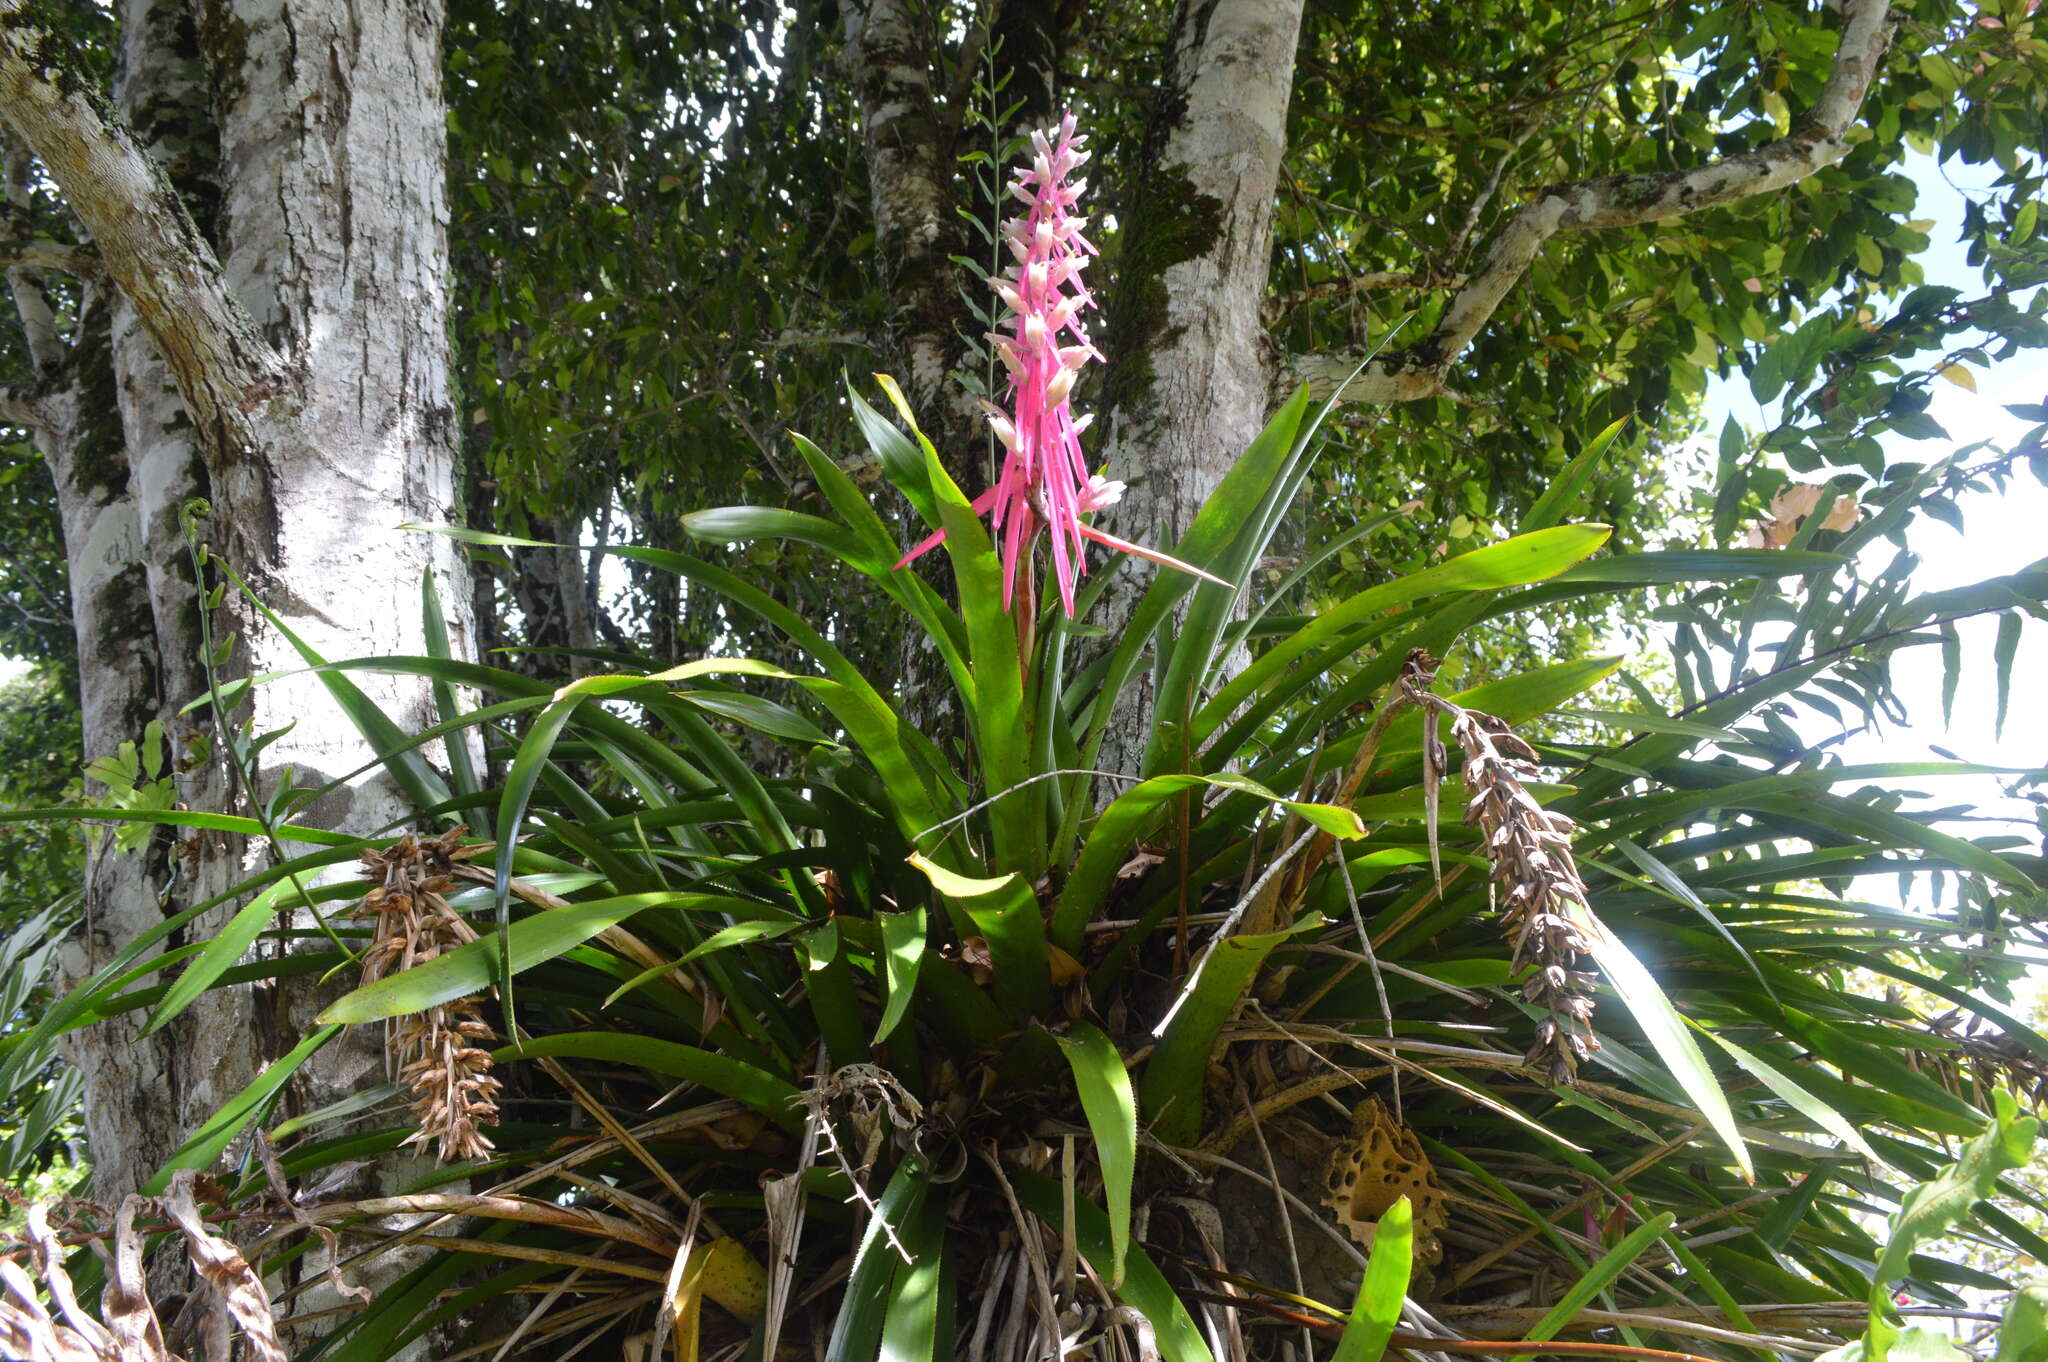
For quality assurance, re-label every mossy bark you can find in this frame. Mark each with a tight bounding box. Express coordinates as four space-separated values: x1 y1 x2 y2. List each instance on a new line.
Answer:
1091 0 1306 777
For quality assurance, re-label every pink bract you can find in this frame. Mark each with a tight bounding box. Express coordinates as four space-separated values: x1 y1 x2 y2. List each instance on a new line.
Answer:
894 113 1227 616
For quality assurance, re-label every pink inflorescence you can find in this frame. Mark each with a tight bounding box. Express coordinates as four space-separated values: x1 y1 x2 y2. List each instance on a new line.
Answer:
896 113 1224 616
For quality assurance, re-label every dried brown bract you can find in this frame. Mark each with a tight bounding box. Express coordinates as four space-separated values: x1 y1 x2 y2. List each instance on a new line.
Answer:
1398 652 1598 1085
1440 705 1600 1083
355 826 502 1162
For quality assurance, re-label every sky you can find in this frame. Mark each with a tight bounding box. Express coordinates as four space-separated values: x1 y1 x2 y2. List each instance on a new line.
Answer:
1695 152 2047 861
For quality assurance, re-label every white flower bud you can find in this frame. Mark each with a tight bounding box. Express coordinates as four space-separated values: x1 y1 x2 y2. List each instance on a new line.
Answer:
1080 474 1124 509
1045 367 1077 407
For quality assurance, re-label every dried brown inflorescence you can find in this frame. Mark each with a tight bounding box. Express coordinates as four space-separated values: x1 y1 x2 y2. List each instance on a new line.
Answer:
355 827 502 1162
1438 704 1601 1083
1390 651 1598 1084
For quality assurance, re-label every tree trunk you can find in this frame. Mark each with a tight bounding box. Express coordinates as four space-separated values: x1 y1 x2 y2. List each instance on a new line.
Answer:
190 0 470 1183
0 0 470 1220
1094 0 1304 776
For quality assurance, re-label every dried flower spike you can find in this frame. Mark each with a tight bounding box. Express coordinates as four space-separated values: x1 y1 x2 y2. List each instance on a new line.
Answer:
1447 709 1602 1083
355 826 502 1162
895 112 1228 615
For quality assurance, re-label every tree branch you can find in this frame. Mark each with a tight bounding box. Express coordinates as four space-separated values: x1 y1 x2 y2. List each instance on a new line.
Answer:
0 2 284 453
1264 269 1468 324
0 237 96 276
1297 0 1899 406
0 383 44 429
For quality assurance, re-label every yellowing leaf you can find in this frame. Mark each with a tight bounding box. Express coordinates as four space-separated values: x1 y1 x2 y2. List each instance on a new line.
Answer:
1761 90 1792 134
1938 364 1977 393
667 1238 769 1362
690 1238 767 1321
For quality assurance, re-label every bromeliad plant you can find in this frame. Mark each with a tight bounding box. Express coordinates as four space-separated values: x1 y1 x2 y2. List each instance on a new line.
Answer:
10 121 2048 1362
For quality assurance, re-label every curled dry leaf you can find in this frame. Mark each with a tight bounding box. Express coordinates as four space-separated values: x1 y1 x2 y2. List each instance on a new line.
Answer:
162 1172 286 1362
1749 481 1859 547
1045 942 1086 988
1115 847 1165 881
0 1253 104 1362
104 1195 172 1362
957 935 995 986
0 1186 283 1362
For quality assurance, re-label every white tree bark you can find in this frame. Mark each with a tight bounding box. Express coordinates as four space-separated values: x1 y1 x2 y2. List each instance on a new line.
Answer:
1298 0 1898 406
0 0 470 1222
1094 0 1305 776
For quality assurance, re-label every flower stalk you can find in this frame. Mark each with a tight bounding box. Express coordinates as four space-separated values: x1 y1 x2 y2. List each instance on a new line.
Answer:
895 113 1228 615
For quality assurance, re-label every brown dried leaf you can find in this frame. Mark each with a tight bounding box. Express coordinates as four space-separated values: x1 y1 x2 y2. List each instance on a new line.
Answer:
1115 849 1165 881
162 1171 284 1362
959 936 994 985
105 1194 174 1362
1045 943 1086 987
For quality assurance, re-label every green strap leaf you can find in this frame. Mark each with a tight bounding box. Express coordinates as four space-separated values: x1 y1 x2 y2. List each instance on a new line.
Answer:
1056 1022 1138 1287
906 854 1050 1018
1139 916 1322 1146
1705 1030 1883 1166
500 1032 801 1131
1566 904 1754 1181
320 892 788 1024
1526 1212 1676 1341
145 876 351 1036
148 1025 339 1191
1192 524 1613 744
1010 1169 1215 1362
878 1175 949 1362
1053 772 1361 951
826 1155 931 1362
875 907 927 1044
1332 1196 1413 1362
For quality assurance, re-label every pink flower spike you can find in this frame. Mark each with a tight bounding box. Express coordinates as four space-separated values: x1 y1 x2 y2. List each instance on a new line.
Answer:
892 112 1234 615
